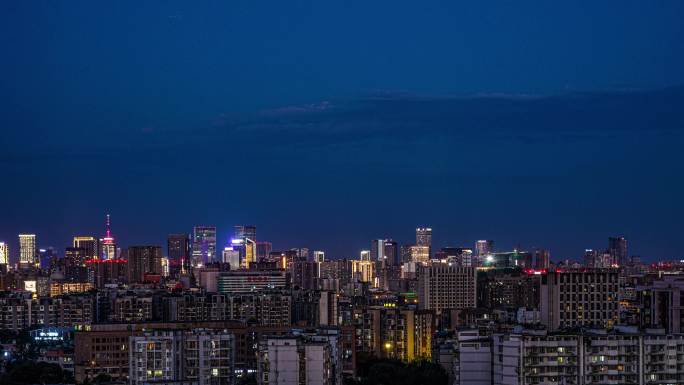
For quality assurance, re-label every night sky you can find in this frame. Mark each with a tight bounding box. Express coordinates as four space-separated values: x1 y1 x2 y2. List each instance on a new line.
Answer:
2 1 684 262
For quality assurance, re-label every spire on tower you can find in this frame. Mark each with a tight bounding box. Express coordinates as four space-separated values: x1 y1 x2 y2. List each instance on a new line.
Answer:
106 214 111 238
103 214 115 245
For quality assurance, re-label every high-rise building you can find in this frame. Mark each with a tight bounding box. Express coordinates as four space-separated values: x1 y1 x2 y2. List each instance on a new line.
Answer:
192 226 217 266
639 275 684 333
409 245 430 264
370 239 399 266
475 240 494 256
167 234 190 274
234 225 257 268
127 246 163 283
257 335 338 385
416 227 432 255
100 215 116 260
38 247 57 270
370 239 384 262
608 236 628 267
19 234 36 266
383 240 399 266
73 236 98 259
583 249 599 267
0 242 8 265
418 265 477 313
313 250 325 263
234 225 256 242
256 241 272 261
351 260 376 284
129 329 235 385
360 250 371 261
534 249 550 270
221 246 240 269
64 247 89 282
540 269 619 331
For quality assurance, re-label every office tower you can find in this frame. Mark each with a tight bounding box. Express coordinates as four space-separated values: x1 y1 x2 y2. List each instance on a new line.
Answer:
418 265 477 312
383 240 399 266
19 234 36 266
167 233 190 275
38 247 57 270
64 247 89 282
351 259 376 284
127 246 163 283
256 241 272 261
416 227 432 256
360 250 371 261
191 226 217 266
475 240 494 256
129 329 235 385
608 236 628 267
370 239 384 262
583 249 599 267
313 250 325 263
233 225 257 268
409 245 430 264
534 249 550 270
234 225 256 242
222 246 241 269
73 236 98 259
0 242 8 265
370 239 398 266
540 269 619 331
100 215 116 260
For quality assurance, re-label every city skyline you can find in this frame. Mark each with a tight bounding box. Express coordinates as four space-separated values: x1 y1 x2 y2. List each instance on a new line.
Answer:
0 214 641 266
3 2 684 385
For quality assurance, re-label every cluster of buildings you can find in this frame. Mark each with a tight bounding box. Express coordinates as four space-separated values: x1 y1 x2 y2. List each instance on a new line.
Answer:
2 220 684 384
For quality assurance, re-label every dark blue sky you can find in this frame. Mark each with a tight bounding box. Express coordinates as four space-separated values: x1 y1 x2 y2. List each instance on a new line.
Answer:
1 1 684 262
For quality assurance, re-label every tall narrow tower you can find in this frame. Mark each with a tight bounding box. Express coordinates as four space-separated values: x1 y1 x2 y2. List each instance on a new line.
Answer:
100 214 117 260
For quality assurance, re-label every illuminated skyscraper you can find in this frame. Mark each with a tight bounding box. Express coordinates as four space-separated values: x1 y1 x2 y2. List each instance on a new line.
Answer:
233 225 257 268
313 250 325 263
19 234 36 265
476 240 494 257
0 242 8 265
234 225 256 242
608 236 628 267
222 246 240 269
192 226 217 266
416 227 432 255
370 239 386 262
360 250 371 261
73 236 98 259
408 245 430 264
100 215 116 260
